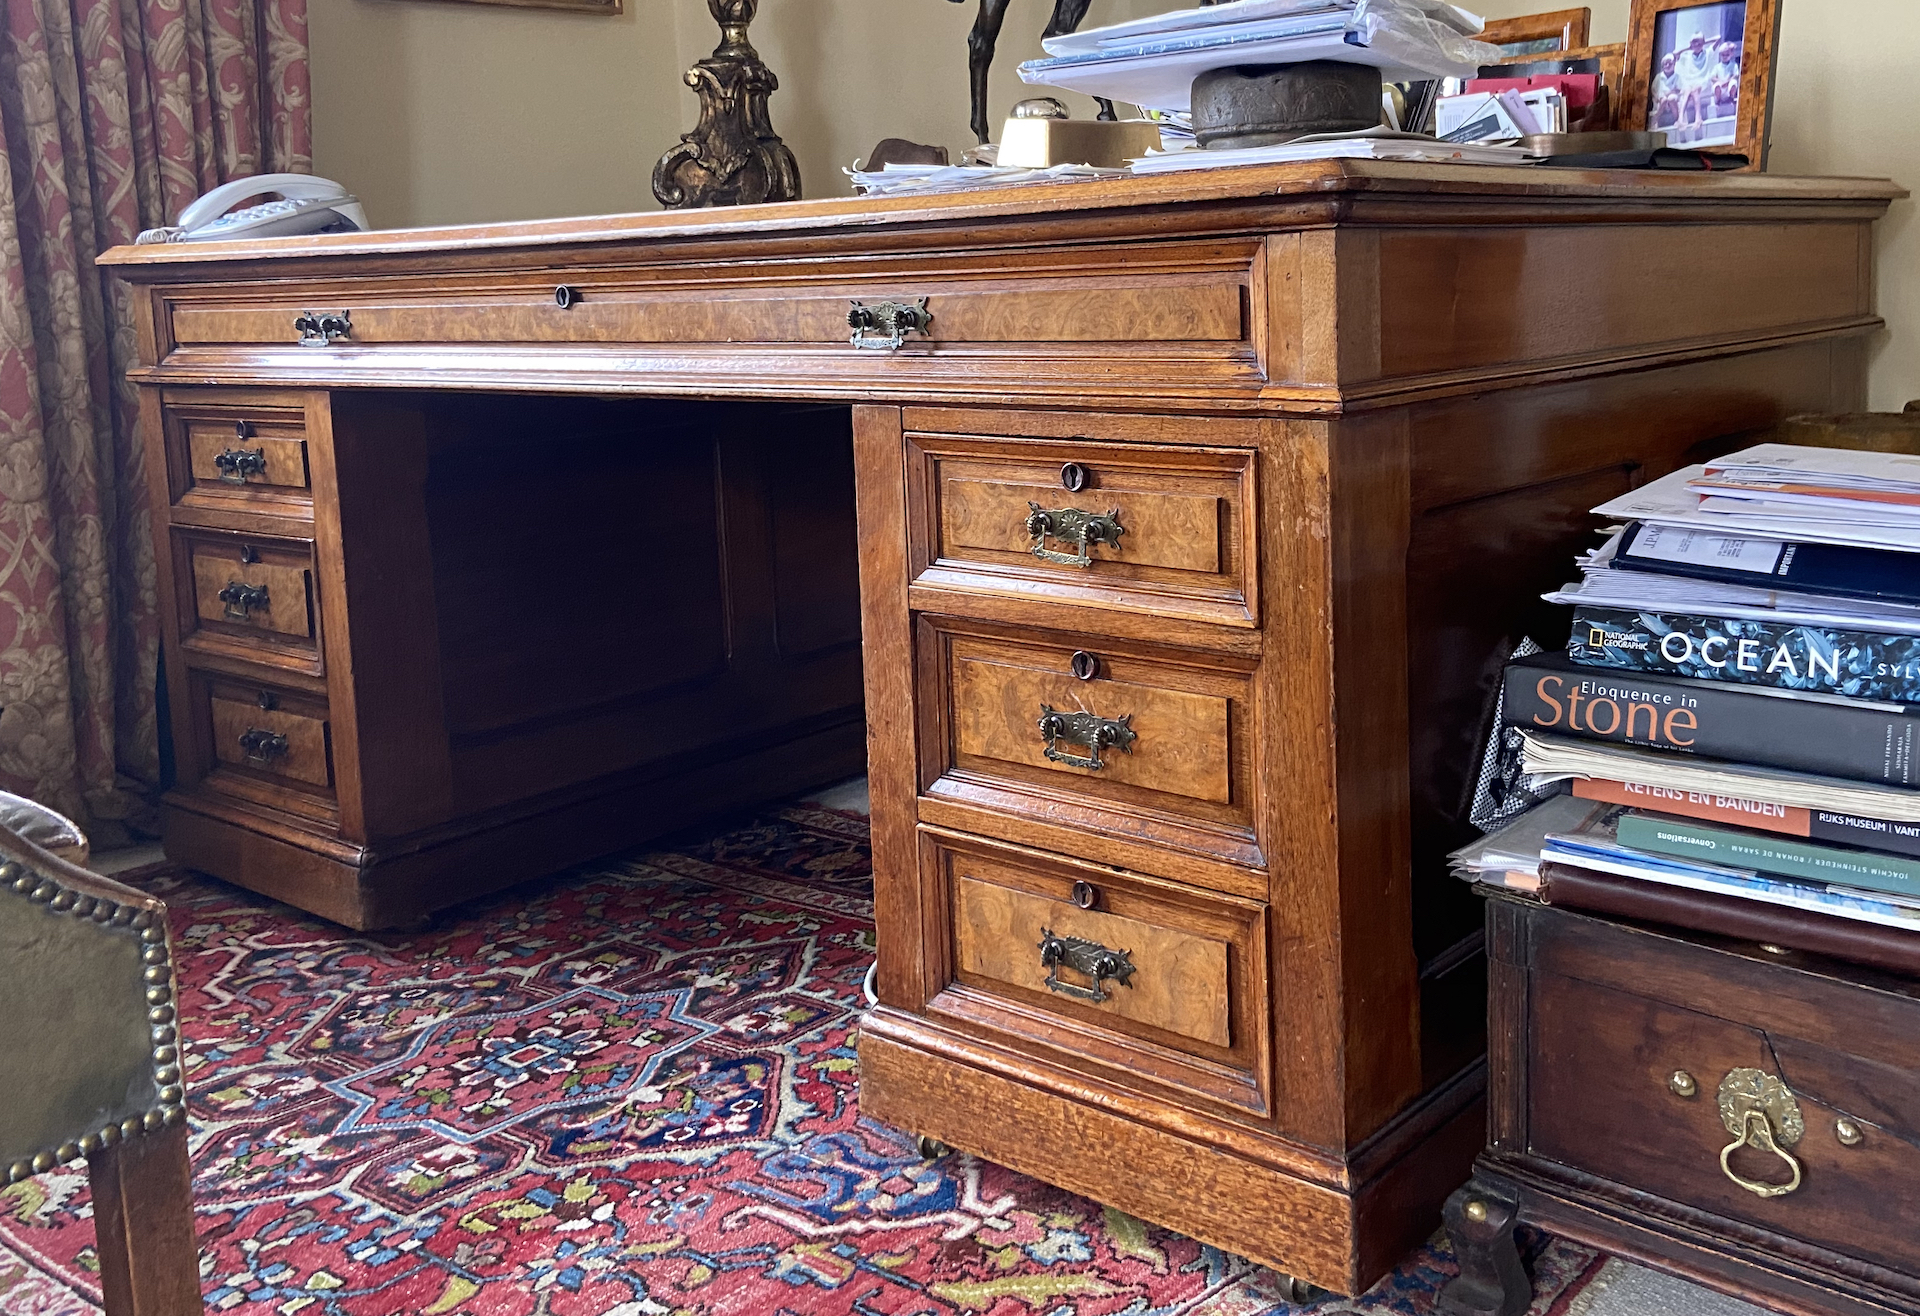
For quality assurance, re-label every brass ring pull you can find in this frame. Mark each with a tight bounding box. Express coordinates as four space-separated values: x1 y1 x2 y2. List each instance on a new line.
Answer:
1037 703 1135 771
1037 928 1134 1002
1717 1068 1805 1199
1025 502 1125 568
218 580 270 621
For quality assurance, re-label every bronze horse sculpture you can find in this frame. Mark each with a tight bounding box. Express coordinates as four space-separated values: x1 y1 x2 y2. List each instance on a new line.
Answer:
948 0 1226 144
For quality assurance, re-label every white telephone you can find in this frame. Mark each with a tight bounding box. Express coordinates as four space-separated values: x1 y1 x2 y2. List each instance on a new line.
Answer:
135 174 369 244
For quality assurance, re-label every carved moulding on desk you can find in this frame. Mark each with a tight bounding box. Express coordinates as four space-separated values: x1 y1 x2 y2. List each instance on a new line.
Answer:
654 0 800 208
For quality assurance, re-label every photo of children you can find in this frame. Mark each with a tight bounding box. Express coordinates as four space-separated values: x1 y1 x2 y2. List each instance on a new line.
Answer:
1647 1 1746 147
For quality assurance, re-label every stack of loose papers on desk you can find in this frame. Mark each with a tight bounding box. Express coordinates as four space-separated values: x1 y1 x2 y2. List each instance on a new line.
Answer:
1018 0 1493 113
846 162 1123 196
1130 127 1532 173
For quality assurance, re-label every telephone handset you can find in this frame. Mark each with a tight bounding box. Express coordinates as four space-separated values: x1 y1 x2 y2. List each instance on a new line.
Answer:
135 173 369 244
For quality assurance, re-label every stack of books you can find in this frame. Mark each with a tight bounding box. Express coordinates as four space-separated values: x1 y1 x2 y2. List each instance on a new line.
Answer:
1460 443 1920 947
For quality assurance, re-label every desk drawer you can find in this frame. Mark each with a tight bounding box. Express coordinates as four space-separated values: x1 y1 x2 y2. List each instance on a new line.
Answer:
158 243 1255 353
924 828 1267 1111
908 430 1256 627
185 672 336 820
920 617 1259 867
161 391 312 517
1524 920 1920 1276
172 531 321 672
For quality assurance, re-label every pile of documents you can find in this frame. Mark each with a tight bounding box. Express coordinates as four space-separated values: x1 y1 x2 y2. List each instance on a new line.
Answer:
1129 126 1531 172
1018 0 1494 113
845 162 1123 196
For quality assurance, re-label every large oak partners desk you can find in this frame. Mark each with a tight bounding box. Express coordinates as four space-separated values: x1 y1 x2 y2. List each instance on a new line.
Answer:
101 164 1898 1293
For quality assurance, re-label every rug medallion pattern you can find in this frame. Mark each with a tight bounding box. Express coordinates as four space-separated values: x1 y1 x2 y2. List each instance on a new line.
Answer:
0 806 1603 1315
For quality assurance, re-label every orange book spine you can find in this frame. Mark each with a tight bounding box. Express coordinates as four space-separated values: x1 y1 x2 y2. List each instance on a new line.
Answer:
1571 777 1813 837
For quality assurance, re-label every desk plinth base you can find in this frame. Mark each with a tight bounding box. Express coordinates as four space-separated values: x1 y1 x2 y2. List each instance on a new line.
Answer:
161 716 866 931
859 1008 1485 1296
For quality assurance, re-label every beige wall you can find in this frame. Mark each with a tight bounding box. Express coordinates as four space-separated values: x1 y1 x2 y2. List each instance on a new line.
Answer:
312 0 1917 407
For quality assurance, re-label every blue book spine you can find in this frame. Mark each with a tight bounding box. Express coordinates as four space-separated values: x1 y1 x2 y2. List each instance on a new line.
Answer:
1611 521 1920 606
1568 606 1920 702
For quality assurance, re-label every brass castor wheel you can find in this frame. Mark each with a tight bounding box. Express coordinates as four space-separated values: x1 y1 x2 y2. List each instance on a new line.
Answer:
915 1135 952 1160
1276 1274 1322 1303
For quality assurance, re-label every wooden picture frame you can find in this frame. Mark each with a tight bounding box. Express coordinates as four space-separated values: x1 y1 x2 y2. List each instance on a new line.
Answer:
388 0 622 12
1621 0 1782 169
1481 8 1592 60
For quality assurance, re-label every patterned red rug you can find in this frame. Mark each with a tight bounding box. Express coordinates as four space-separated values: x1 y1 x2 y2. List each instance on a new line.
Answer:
0 805 1605 1315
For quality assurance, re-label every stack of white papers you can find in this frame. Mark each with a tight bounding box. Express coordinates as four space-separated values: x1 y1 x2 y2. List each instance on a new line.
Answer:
1018 0 1492 113
845 162 1123 196
1592 461 1920 554
1691 443 1920 518
1129 127 1533 172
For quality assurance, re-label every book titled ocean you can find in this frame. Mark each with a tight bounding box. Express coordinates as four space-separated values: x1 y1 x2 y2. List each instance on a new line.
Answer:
1567 605 1920 703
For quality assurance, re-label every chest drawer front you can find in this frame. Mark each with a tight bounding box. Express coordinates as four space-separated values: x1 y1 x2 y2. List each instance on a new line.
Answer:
172 530 322 674
922 617 1259 868
1524 937 1920 1273
909 432 1256 628
924 828 1268 1113
208 689 333 789
162 392 312 517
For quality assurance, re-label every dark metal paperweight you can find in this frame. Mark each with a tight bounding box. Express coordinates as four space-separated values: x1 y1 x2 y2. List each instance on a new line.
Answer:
1191 60 1384 149
653 0 801 209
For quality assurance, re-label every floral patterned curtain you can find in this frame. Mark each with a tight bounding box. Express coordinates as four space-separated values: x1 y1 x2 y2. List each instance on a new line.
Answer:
0 0 309 842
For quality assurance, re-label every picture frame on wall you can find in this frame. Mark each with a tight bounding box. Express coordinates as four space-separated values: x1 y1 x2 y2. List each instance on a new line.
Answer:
1481 8 1592 60
1620 0 1782 168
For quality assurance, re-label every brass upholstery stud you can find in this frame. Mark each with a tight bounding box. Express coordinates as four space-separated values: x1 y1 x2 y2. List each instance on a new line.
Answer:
78 1134 100 1155
145 986 169 1005
143 1110 165 1133
31 1152 54 1173
28 881 56 902
1836 1118 1865 1147
99 1124 120 1147
1463 1199 1489 1225
110 906 134 926
49 890 75 911
1670 1070 1698 1098
143 966 171 985
8 1161 30 1183
158 1084 184 1105
120 1117 142 1140
143 945 169 966
131 912 153 930
154 1045 178 1064
162 1105 185 1126
141 924 165 944
90 901 116 922
56 1142 79 1163
155 1065 180 1084
150 1004 175 1024
152 1026 177 1047
10 873 34 894
0 861 19 882
70 896 95 918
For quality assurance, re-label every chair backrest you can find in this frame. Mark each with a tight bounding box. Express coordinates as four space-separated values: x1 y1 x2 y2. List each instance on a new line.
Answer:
0 829 183 1183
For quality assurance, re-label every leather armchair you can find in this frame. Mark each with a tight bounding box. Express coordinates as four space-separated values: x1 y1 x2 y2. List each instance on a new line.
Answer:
0 821 202 1315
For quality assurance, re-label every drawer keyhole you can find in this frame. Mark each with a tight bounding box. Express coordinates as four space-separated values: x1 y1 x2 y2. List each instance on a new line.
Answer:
1070 651 1099 681
1070 881 1098 910
1060 462 1089 493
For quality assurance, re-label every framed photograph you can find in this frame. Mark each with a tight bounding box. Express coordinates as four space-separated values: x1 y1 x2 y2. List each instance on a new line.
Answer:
1621 0 1782 167
1482 8 1592 61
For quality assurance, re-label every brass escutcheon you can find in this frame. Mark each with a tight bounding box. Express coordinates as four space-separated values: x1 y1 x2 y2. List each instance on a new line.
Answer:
294 309 351 346
218 580 270 621
1037 704 1136 771
214 447 267 483
1717 1068 1804 1198
1037 928 1135 1003
847 298 931 350
238 728 289 765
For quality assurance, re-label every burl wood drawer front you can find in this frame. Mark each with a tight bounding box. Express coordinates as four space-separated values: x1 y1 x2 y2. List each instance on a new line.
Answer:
922 828 1268 1112
1525 959 1920 1275
159 243 1255 352
920 617 1260 871
173 531 321 673
185 671 336 824
161 391 311 518
907 431 1256 628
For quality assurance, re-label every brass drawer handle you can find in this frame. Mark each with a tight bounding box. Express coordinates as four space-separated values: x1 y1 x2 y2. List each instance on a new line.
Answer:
1717 1068 1805 1198
1038 703 1135 771
214 446 267 483
237 728 289 765
847 298 931 350
217 580 269 621
1037 928 1135 1003
1025 502 1125 568
294 309 351 346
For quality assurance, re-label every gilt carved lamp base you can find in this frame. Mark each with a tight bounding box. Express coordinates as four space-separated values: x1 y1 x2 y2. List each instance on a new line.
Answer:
653 0 801 208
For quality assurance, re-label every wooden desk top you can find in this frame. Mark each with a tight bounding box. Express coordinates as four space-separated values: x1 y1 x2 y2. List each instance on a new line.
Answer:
99 161 1904 275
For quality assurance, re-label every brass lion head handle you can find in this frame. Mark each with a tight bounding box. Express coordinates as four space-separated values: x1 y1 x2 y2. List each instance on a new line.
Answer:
1717 1068 1804 1198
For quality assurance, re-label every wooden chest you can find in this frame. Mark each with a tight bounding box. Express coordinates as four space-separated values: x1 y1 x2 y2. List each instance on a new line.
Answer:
1446 895 1920 1316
